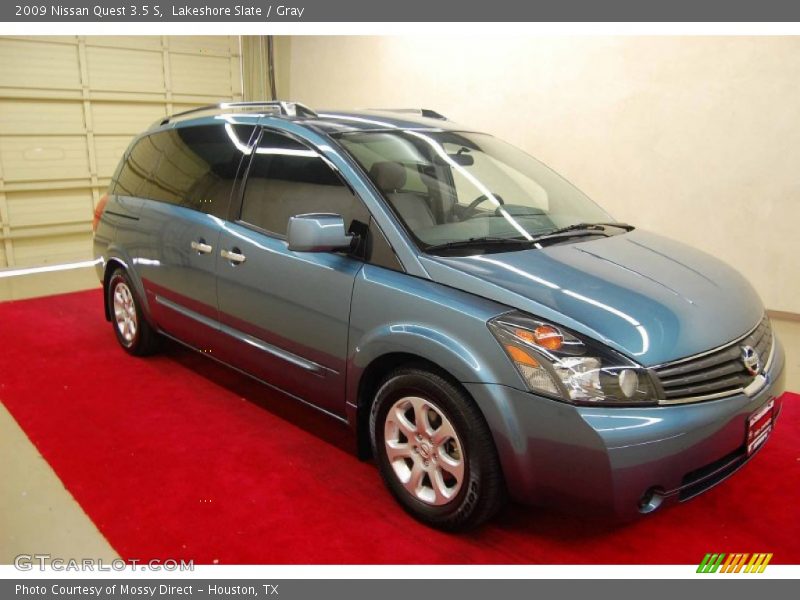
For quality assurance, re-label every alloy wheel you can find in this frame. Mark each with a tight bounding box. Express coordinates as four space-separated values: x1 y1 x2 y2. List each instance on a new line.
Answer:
383 396 465 505
113 282 137 345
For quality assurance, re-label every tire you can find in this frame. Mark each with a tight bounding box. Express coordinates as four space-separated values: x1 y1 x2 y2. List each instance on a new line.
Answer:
107 268 159 356
370 366 506 531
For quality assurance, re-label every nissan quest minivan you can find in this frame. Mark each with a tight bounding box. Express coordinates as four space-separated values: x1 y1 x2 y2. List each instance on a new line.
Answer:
93 102 786 530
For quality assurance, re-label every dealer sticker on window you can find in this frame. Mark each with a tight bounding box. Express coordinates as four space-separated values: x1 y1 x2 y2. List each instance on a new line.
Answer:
747 399 775 455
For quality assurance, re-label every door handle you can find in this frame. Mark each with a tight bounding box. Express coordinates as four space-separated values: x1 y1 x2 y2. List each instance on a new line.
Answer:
221 248 246 265
191 240 213 254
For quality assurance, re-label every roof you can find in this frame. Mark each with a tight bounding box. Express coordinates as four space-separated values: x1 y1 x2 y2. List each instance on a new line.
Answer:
302 110 466 134
151 102 467 134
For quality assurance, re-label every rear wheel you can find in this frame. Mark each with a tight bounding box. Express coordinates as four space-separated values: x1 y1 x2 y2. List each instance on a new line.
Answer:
108 268 159 356
370 366 506 531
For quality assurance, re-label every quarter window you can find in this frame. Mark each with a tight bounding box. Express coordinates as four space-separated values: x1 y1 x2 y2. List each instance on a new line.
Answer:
239 131 368 236
111 136 159 197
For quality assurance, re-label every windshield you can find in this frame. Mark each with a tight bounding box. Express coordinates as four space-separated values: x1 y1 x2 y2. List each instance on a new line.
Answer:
337 130 614 251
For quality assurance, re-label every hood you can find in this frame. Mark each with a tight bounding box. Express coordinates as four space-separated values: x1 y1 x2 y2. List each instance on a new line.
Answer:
420 230 764 366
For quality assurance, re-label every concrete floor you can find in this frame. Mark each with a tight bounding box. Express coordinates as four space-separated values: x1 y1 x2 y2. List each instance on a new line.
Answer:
0 404 117 564
0 265 797 564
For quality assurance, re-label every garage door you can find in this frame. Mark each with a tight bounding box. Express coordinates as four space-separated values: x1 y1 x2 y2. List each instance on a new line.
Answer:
0 35 243 268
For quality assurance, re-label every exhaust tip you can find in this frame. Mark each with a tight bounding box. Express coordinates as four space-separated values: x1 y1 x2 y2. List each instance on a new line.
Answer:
638 487 665 514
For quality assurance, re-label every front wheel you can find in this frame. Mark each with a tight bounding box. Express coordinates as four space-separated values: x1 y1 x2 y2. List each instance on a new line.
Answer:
369 367 506 531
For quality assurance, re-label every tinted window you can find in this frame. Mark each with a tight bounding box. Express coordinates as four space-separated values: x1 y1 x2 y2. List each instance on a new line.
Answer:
114 124 255 218
240 131 368 236
367 217 404 272
112 136 159 197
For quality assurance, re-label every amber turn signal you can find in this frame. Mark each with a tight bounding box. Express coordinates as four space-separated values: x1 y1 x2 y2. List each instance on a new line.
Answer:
505 344 540 367
514 325 563 351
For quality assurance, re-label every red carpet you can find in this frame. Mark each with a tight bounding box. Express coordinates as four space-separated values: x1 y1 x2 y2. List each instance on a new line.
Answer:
1 288 798 564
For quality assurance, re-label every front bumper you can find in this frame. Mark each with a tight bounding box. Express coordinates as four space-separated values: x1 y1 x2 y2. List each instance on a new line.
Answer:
466 337 787 518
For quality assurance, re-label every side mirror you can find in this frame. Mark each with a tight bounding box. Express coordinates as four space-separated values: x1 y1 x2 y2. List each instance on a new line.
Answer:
287 213 354 252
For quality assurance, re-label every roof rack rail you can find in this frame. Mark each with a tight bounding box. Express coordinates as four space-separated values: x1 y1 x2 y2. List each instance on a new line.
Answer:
157 101 317 126
374 108 448 120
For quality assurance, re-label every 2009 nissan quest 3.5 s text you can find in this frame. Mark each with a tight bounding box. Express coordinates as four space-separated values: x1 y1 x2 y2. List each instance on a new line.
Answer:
93 101 786 530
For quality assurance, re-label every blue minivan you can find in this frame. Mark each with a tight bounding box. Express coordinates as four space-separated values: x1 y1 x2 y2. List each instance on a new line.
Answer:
94 102 786 530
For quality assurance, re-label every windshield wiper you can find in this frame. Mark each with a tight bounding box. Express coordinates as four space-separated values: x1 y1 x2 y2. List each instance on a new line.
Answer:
542 222 633 236
424 223 635 253
531 222 634 243
424 236 535 253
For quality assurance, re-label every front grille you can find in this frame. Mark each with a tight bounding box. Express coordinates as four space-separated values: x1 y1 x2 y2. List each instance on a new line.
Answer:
652 317 773 402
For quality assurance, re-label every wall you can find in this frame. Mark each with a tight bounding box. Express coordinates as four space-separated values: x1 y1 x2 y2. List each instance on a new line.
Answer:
241 36 291 101
285 36 800 313
0 36 243 268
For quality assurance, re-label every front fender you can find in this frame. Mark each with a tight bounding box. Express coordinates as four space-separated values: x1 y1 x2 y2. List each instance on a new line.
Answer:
350 322 487 384
345 265 522 423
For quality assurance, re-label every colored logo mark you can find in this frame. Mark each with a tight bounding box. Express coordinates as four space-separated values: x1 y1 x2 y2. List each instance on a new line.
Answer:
697 553 773 573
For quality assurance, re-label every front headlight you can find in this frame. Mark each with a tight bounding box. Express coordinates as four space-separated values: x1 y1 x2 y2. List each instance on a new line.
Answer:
488 311 658 406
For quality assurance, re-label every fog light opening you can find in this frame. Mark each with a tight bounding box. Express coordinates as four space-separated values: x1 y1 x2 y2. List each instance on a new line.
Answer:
638 487 665 514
